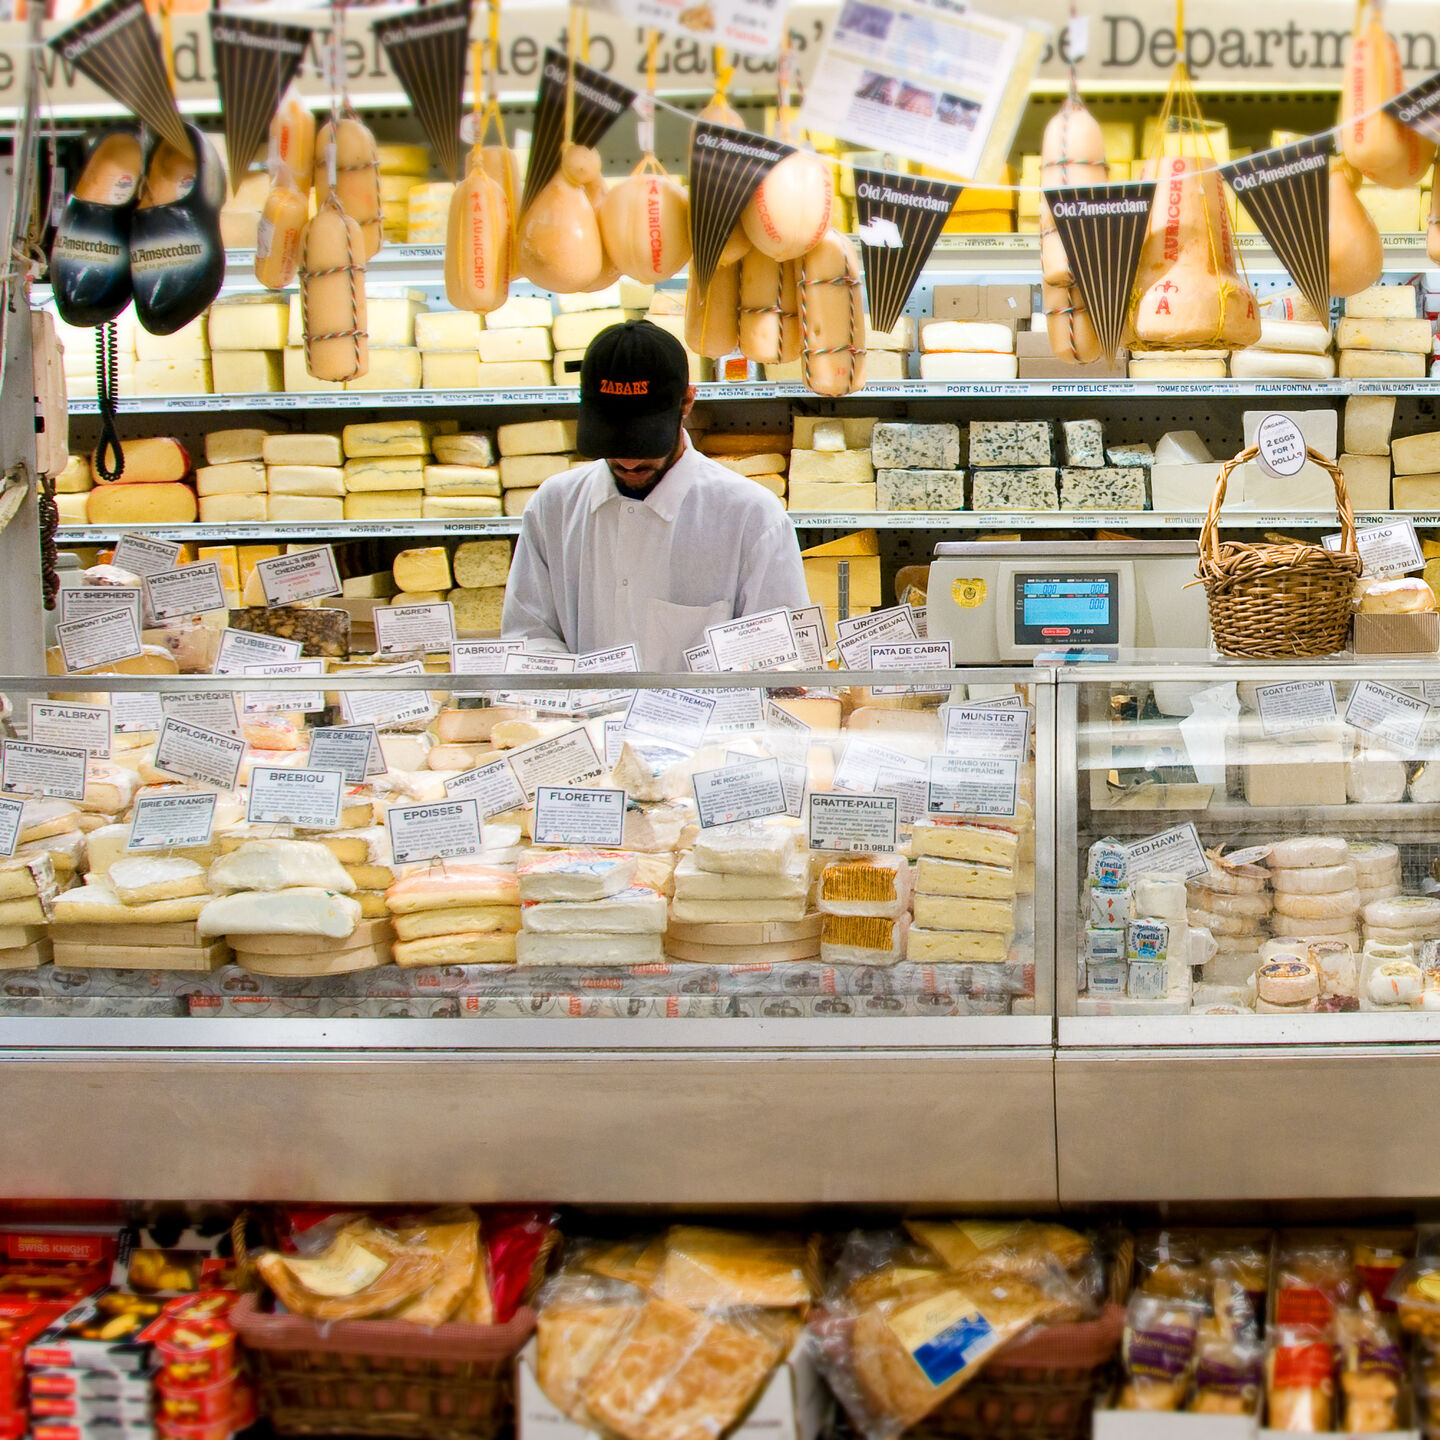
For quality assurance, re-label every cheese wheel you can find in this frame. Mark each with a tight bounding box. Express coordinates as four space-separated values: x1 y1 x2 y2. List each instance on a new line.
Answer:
1272 912 1361 937
1359 883 1403 906
597 163 691 283
1184 887 1271 918
1349 842 1401 887
799 230 865 397
1329 163 1384 297
90 436 188 486
516 144 608 294
738 250 800 364
1366 925 1433 946
741 150 833 262
1187 907 1265 938
1039 96 1107 287
270 88 315 193
254 174 307 290
1043 282 1103 365
1269 863 1359 895
1267 836 1350 869
300 202 369 383
1357 577 1437 613
316 117 383 258
1341 5 1435 188
1256 957 1321 1004
87 482 196 525
1367 958 1423 1006
1192 860 1270 895
1273 889 1362 920
446 162 511 313
685 260 740 358
1365 895 1440 929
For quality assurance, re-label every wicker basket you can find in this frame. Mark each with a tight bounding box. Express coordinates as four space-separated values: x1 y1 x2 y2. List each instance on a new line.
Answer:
231 1293 536 1440
1197 444 1362 658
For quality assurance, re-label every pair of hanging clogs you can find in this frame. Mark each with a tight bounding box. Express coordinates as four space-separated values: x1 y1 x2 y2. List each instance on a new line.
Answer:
49 122 226 335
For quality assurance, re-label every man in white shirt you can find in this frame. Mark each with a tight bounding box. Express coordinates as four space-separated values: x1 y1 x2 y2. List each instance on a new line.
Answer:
502 320 809 669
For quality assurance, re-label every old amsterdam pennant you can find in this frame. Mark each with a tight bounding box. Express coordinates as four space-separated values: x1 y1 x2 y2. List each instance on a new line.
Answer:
521 47 636 216
1385 70 1440 146
51 0 189 157
688 119 792 293
853 169 961 335
375 0 473 183
1220 136 1330 325
208 14 312 195
1043 180 1155 364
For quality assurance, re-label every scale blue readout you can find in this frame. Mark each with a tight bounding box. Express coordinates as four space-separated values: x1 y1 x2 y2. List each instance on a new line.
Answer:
1012 572 1121 647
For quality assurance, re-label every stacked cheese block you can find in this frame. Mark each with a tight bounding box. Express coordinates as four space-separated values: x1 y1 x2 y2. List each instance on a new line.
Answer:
283 290 429 394
78 436 197 527
1231 311 1336 382
515 850 666 967
763 315 914 385
1336 284 1435 380
1387 427 1440 512
496 418 581 515
907 820 1021 964
1267 839 1362 965
966 419 1152 513
817 853 912 967
1362 892 1440 949
340 419 455 521
1186 855 1272 987
385 864 520 967
919 318 1018 382
870 421 963 513
0 854 56 970
696 431 791 501
787 421 874 512
1342 394 1396 512
389 539 511 635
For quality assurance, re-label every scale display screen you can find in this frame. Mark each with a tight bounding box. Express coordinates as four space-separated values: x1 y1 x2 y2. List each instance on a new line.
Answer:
1012 572 1121 646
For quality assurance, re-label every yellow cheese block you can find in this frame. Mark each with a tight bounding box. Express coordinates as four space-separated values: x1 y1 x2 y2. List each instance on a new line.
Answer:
1335 317 1433 354
553 349 585 385
499 453 575 489
344 491 424 520
483 295 553 329
788 480 877 511
502 487 537 516
422 352 480 388
206 428 269 464
393 547 452 592
56 493 89 522
46 643 177 676
262 434 343 467
134 314 207 361
368 297 427 348
198 545 240 605
283 348 344 392
267 494 343 522
91 436 190 486
88 483 197 525
449 585 505 632
134 358 211 395
423 465 501 496
268 464 345 497
415 311 482 351
211 350 283 393
476 361 553 388
199 493 268 523
421 496 503 518
377 144 429 175
1347 285 1420 319
1338 349 1427 378
552 308 626 351
344 456 425 491
497 419 578 456
342 420 436 458
1392 474 1440 509
343 348 421 390
478 327 553 363
55 455 93 493
1357 185 1424 233
452 539 510 588
208 300 289 351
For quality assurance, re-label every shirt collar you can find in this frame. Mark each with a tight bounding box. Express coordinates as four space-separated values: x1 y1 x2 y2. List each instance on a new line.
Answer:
586 433 701 521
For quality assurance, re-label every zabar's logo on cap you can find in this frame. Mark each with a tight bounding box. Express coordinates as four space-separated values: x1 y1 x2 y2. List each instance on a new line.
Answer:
599 379 649 395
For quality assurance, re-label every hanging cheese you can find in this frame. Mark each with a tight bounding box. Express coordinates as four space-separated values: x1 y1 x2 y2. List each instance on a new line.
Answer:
516 143 608 294
741 150 833 261
697 96 744 128
1043 281 1103 364
479 145 522 240
685 259 740 358
1429 161 1440 265
799 230 865 397
597 161 691 283
254 169 307 290
315 116 383 258
1330 161 1385 296
446 158 511 313
1341 3 1434 188
300 200 369 382
738 250 800 364
1039 96 1107 288
269 86 315 194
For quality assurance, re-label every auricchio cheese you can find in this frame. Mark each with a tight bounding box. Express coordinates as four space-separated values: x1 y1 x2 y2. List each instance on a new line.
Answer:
1044 282 1102 366
300 202 368 383
445 155 511 314
597 161 691 284
685 261 740 358
1330 163 1384 297
738 251 800 365
254 170 306 290
517 144 608 294
741 149 833 262
269 86 315 192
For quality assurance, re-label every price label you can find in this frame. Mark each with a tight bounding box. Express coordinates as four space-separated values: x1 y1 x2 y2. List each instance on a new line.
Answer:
27 702 110 759
374 602 457 654
1345 680 1430 750
386 798 483 865
624 688 716 750
570 645 640 712
692 756 788 828
142 561 227 621
763 700 812 766
502 651 576 712
247 766 344 829
445 754 527 820
506 726 605 800
56 607 143 673
308 725 384 783
868 639 952 695
1255 680 1339 737
836 606 919 669
705 689 765 736
875 765 928 825
112 533 181 577
214 628 302 675
926 754 1020 818
154 718 245 791
944 705 1031 758
126 791 217 851
1255 413 1307 478
242 660 326 715
160 691 241 738
834 736 925 793
111 691 163 734
0 796 23 857
1323 520 1425 579
59 587 142 628
255 546 341 606
340 661 435 727
1124 823 1209 881
532 785 627 847
704 608 800 672
684 642 719 672
788 605 829 667
0 740 87 802
807 793 898 852
450 639 522 674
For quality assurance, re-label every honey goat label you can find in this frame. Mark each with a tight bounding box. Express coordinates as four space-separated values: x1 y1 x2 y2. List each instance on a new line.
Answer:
1042 179 1156 363
1219 136 1330 325
687 120 793 293
374 0 472 183
852 169 962 335
1384 70 1440 146
207 13 311 193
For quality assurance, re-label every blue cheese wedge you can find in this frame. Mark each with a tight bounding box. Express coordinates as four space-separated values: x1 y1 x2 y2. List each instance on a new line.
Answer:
1062 420 1105 468
971 468 1059 511
876 468 967 511
1106 443 1154 468
870 422 961 470
969 421 1053 467
1059 468 1147 510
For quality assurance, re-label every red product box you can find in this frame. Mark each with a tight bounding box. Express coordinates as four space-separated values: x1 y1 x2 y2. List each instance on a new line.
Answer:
26 1292 162 1374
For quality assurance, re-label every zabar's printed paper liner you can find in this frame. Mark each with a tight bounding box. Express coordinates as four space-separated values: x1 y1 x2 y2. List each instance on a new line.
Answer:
208 14 312 196
520 46 636 216
1220 136 1330 327
51 0 189 157
1043 179 1156 364
374 0 473 183
853 168 962 335
688 118 792 293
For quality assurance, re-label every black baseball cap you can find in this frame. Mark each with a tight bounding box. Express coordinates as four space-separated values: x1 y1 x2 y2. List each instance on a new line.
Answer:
577 320 690 459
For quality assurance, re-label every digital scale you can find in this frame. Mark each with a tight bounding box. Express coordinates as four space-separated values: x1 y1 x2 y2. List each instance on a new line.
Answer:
928 541 1211 665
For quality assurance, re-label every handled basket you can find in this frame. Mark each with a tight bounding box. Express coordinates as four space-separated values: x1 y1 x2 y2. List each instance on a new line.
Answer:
1197 445 1362 658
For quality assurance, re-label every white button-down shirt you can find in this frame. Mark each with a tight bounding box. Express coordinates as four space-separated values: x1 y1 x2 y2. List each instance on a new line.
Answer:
502 437 809 670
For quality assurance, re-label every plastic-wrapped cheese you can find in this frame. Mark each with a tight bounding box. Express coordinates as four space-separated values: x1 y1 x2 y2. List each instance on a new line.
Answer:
1341 4 1435 188
685 261 740 358
316 117 382 257
799 231 865 397
300 202 368 382
208 839 355 895
1357 577 1437 613
1330 164 1384 297
1187 907 1265 938
521 885 667 934
1272 888 1362 920
1039 96 1107 288
819 855 911 919
269 85 315 193
821 913 908 966
1267 836 1350 869
517 144 608 294
108 856 207 904
386 865 521 911
197 887 360 939
1273 912 1361 937
445 160 511 313
738 251 799 365
1185 886 1270 918
597 163 691 283
692 826 797 877
255 171 307 290
741 150 833 262
1365 895 1440 929
1269 863 1359 895
1347 758 1408 804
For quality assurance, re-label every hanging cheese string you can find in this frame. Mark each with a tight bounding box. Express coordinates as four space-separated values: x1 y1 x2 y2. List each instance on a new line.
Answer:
776 30 793 144
712 47 732 105
563 3 588 145
635 28 658 158
476 0 506 147
158 0 176 99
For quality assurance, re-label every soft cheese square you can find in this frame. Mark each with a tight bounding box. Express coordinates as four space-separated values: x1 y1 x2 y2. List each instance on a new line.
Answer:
870 422 961 471
969 421 1053 467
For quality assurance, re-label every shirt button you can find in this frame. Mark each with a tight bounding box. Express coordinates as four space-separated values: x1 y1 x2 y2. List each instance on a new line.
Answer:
627 505 636 514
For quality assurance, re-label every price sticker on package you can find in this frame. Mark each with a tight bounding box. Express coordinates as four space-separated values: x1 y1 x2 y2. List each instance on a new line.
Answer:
112 533 182 578
445 754 527 820
926 754 1019 818
1255 680 1338 737
386 798 483 866
1345 679 1431 750
56 607 143 674
242 661 326 715
27 702 110 759
126 791 217 852
59 586 142 628
308 725 384 783
533 786 627 847
450 639 522 675
142 561 227 621
692 756 788 828
1323 520 1424 579
248 767 344 829
214 628 302 675
374 602 456 655
704 608 800 672
808 793 898 852
255 546 341 607
0 796 22 858
0 740 87 802
1123 823 1209 881
155 717 246 791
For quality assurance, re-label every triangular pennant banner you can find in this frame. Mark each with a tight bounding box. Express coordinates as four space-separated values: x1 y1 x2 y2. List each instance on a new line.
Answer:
688 121 793 294
208 14 312 195
375 0 473 183
1219 137 1330 325
852 169 962 335
1384 70 1440 145
521 47 637 216
1043 180 1156 364
51 0 188 157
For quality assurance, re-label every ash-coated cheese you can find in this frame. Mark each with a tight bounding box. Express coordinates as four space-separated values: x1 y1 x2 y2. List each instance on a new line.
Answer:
969 421 1053 468
876 469 967 512
1062 420 1105 468
870 422 960 471
1107 443 1154 468
971 468 1059 511
1059 468 1147 510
